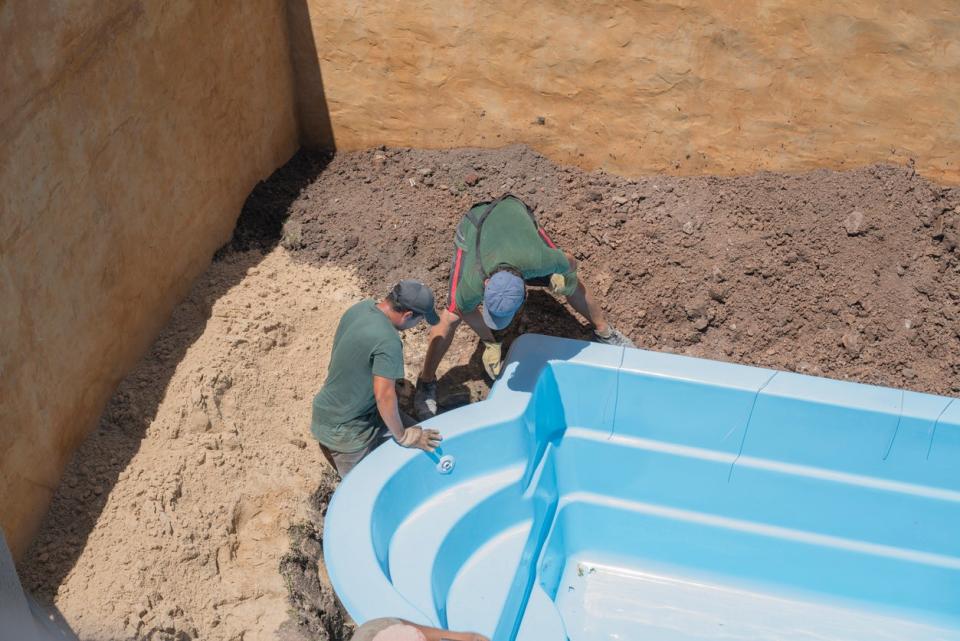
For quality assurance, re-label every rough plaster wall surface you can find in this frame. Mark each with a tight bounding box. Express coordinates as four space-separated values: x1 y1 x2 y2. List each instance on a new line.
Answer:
302 0 960 183
0 0 299 560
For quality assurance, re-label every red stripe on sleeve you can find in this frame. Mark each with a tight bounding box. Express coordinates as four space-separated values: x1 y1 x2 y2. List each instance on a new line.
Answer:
538 228 557 249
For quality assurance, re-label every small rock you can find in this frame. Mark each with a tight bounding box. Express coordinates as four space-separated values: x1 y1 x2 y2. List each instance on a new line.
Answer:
289 438 307 449
586 191 602 202
708 286 728 303
841 332 862 356
844 209 866 236
534 116 546 125
932 215 946 240
279 220 303 250
417 167 433 177
612 195 629 205
902 368 917 380
682 221 696 235
93 485 104 496
464 172 480 186
693 316 710 331
38 552 49 563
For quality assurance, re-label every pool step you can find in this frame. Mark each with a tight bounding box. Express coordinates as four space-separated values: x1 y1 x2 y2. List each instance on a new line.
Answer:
556 557 960 641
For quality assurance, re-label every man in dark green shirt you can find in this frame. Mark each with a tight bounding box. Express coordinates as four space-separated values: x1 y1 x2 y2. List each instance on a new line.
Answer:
415 194 634 418
312 280 442 476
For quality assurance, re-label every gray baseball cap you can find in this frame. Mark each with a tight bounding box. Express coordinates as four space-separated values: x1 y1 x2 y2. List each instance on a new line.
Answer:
392 280 440 325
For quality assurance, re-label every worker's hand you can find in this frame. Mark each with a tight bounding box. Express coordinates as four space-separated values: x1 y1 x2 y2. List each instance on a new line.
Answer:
397 426 443 452
481 341 503 379
549 272 578 297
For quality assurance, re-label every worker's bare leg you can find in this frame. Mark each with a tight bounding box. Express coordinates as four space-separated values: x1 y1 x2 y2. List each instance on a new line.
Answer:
419 309 462 383
459 307 496 343
564 279 609 333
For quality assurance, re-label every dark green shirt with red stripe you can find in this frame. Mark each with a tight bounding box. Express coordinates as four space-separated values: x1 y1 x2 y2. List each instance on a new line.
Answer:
450 196 575 313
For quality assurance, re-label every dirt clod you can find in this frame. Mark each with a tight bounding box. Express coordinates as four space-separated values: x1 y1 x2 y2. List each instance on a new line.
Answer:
844 209 866 236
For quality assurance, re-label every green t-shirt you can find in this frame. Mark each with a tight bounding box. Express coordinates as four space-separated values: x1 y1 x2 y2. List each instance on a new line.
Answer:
453 196 574 312
311 299 404 452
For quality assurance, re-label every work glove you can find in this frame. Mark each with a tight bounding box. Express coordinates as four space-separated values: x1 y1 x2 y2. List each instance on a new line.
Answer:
482 341 503 379
549 272 579 297
396 426 442 452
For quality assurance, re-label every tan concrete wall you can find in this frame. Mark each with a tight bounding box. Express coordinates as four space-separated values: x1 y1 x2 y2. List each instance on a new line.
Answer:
0 0 299 559
300 0 960 183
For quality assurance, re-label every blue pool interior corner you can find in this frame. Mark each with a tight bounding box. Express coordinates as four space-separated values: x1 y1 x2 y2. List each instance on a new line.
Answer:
324 333 960 641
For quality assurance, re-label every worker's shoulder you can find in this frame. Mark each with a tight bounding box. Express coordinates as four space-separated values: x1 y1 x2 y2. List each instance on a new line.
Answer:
340 300 395 337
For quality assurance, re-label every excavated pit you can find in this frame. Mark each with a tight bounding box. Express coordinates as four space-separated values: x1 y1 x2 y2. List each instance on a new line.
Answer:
19 144 960 641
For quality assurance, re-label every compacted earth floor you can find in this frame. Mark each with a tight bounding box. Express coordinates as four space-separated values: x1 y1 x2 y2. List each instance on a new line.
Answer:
20 145 960 641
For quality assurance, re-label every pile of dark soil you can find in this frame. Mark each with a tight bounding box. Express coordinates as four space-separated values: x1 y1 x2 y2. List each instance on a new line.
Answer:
273 144 958 396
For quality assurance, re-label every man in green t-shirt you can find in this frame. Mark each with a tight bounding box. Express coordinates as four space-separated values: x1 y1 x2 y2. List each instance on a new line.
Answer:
312 280 442 477
415 194 634 419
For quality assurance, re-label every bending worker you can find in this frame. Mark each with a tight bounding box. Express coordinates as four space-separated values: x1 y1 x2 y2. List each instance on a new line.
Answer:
415 194 634 418
312 280 442 477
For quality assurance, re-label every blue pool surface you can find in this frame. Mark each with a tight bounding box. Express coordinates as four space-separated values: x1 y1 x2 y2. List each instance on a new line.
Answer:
324 334 960 641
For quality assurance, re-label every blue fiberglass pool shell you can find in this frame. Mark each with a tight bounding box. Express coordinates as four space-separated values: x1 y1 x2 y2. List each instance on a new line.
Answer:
323 334 960 641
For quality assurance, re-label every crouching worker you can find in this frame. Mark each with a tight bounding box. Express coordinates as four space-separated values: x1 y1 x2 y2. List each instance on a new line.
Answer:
415 194 634 419
312 281 443 477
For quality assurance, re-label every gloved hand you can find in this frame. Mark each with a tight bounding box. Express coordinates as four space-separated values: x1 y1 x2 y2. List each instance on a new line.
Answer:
549 272 579 297
481 341 503 379
397 426 442 452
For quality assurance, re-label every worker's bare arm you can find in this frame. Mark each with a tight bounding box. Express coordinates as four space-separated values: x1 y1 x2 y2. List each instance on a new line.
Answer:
373 375 406 440
459 307 496 342
373 375 442 451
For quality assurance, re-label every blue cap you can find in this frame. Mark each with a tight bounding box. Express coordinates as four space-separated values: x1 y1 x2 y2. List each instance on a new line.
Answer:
481 271 525 330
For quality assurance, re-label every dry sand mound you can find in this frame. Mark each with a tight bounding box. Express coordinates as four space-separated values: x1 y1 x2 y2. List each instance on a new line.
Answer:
21 248 361 641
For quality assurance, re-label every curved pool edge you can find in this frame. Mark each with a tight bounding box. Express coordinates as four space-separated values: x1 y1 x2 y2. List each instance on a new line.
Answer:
324 334 960 640
323 334 611 627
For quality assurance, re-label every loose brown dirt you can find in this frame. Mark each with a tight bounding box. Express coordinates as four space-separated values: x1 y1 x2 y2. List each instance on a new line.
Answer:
286 144 960 397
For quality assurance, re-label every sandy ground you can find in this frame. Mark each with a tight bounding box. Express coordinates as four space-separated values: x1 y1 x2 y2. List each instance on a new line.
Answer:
20 248 363 641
